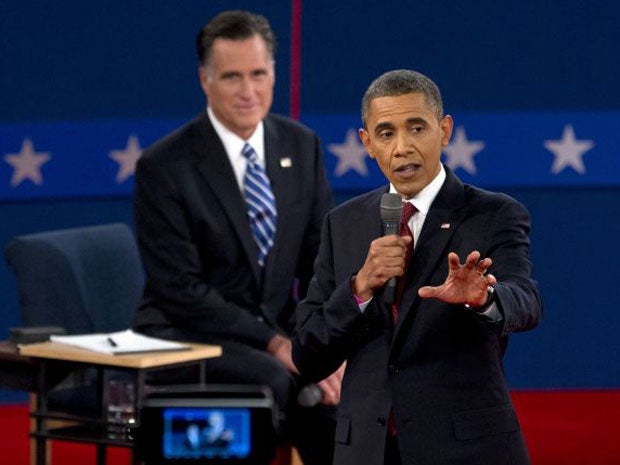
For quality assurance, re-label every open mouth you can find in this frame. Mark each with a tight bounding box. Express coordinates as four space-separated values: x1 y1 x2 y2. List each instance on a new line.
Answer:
394 163 421 178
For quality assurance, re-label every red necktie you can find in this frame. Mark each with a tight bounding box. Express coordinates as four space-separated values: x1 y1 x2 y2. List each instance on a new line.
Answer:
390 202 417 323
388 201 417 437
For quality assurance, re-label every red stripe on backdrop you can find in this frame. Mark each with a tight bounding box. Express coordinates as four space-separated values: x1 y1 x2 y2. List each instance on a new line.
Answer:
0 404 131 464
511 389 620 464
289 0 302 120
1 390 619 464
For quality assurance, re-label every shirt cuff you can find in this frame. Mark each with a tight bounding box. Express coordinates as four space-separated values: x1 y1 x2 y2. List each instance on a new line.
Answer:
354 293 373 313
476 302 503 322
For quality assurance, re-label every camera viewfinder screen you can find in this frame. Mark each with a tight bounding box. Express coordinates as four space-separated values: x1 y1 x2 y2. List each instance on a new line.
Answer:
163 407 251 459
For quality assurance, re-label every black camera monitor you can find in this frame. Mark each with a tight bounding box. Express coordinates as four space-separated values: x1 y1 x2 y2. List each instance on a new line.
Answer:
138 385 277 465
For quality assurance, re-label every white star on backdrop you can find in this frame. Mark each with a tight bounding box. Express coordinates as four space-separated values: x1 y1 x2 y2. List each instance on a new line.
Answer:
109 135 143 183
4 138 51 187
544 124 594 174
328 128 369 177
442 126 485 175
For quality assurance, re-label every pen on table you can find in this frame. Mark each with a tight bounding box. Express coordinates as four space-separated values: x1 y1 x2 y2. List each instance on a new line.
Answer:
107 337 118 347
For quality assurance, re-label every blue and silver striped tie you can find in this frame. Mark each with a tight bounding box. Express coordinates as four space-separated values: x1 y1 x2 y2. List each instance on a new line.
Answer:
241 143 277 267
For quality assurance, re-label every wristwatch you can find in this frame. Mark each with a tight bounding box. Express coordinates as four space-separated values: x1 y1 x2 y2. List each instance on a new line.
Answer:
464 285 496 313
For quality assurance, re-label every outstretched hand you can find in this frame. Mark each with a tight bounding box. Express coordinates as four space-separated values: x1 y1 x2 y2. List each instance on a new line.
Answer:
418 251 496 307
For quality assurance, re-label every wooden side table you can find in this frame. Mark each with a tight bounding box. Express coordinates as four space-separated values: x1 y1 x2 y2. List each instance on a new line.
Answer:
19 341 221 465
0 340 37 391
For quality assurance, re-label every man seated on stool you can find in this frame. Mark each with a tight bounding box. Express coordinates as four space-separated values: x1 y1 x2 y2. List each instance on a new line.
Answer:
132 10 342 465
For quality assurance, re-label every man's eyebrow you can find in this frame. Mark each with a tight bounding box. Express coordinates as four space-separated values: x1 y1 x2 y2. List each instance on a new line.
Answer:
405 117 428 125
219 68 269 79
219 70 242 79
373 121 395 133
373 116 429 133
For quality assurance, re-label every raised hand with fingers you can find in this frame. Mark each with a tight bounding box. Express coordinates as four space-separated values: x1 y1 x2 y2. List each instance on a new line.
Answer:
418 250 497 308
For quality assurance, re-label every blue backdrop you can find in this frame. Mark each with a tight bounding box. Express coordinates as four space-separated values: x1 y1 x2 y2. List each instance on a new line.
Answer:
1 0 619 399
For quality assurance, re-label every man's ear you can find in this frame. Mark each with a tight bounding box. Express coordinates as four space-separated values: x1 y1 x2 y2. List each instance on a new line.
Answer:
440 115 454 147
359 128 374 158
198 66 210 97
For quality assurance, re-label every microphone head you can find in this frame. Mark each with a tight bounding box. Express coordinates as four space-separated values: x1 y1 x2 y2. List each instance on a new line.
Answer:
380 193 403 223
297 384 322 407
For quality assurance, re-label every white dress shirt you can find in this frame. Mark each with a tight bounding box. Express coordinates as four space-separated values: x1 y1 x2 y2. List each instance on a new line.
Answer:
207 106 266 191
359 165 501 321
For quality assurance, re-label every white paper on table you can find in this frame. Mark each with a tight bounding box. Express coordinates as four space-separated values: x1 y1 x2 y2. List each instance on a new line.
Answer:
50 329 190 355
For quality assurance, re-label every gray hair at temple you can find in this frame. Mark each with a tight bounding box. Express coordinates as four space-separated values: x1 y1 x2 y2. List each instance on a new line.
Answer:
196 10 277 68
361 69 444 127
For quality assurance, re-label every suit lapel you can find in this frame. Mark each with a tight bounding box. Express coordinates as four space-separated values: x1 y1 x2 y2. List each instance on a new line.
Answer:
394 169 467 337
260 117 296 289
263 116 289 221
192 114 262 284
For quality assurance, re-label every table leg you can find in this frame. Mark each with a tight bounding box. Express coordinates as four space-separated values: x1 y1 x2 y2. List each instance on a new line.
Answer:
199 359 206 386
34 362 47 465
96 443 107 465
132 370 145 465
29 394 52 465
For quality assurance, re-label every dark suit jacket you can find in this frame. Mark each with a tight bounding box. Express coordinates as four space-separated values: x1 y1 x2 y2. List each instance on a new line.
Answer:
132 112 333 347
292 167 542 465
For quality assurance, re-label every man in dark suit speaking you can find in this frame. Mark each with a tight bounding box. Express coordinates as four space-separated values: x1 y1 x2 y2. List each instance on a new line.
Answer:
132 10 339 464
292 70 542 465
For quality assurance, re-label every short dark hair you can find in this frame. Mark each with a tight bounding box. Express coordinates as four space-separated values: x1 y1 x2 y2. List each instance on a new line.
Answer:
361 69 444 127
196 10 277 67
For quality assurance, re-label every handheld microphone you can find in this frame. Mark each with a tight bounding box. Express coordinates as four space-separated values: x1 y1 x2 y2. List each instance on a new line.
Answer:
297 384 322 407
380 193 403 305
